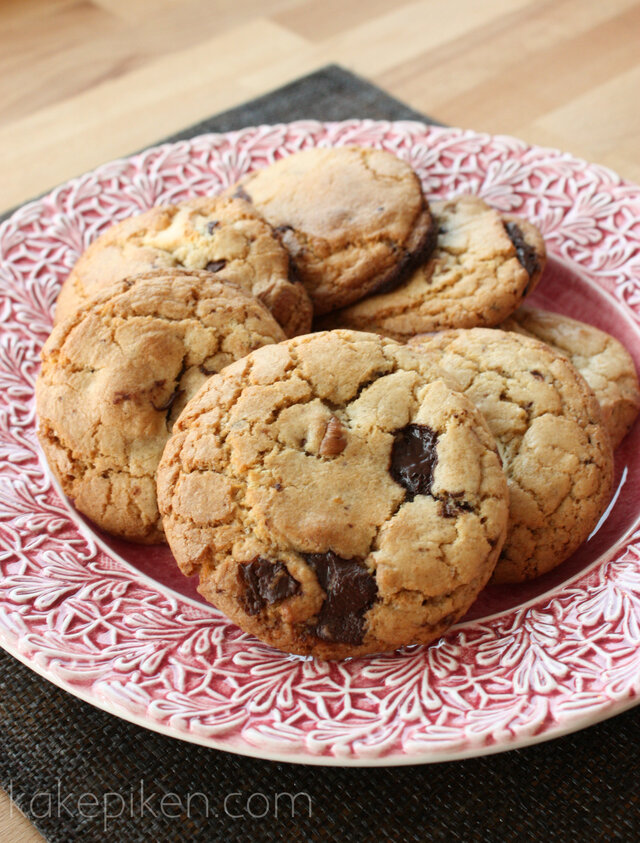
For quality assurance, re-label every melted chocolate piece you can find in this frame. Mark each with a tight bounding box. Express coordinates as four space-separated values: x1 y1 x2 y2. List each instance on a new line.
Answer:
205 259 227 273
287 258 301 286
504 221 540 278
439 494 474 518
240 558 300 615
114 375 165 404
390 424 439 500
233 185 253 203
112 391 132 404
530 369 544 381
206 221 219 235
373 221 438 296
152 387 184 413
304 551 377 645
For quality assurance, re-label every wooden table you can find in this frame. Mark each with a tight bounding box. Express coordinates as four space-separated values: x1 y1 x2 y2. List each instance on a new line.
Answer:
1 0 638 838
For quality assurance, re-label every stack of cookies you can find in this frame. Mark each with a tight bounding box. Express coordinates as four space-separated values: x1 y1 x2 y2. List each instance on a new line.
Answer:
36 145 640 660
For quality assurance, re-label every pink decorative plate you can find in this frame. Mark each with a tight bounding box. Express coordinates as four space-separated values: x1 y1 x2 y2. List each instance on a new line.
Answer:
1 121 639 766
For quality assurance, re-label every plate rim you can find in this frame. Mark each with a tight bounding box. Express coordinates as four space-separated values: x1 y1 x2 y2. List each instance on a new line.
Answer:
1 118 640 766
3 630 640 767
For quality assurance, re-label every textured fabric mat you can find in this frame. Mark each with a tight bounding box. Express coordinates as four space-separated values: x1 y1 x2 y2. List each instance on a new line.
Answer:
1 65 639 842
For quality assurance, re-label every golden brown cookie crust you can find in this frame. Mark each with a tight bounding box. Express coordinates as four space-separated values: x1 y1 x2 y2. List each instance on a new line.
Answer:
55 196 313 337
500 307 640 448
409 328 614 583
229 147 436 315
321 196 546 339
37 269 286 543
157 330 509 659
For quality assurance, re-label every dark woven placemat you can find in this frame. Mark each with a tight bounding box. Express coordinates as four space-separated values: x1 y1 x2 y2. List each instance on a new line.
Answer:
1 65 639 842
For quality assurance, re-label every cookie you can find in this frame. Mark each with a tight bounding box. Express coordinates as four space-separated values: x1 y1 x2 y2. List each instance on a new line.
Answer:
37 269 286 543
409 328 614 583
228 147 436 315
500 307 640 448
55 195 312 337
157 329 509 659
320 195 545 339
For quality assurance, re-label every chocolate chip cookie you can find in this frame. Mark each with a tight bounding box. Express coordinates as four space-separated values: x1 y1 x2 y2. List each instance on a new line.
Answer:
55 195 312 337
409 328 614 583
227 147 437 315
321 195 545 339
37 269 286 543
501 307 640 448
157 330 509 659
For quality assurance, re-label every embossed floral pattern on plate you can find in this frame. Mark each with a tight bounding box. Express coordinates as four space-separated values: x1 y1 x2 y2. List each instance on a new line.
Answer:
1 121 639 765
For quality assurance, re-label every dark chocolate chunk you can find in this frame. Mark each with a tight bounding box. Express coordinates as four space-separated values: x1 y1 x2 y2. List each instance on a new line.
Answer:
115 378 165 407
205 259 227 273
287 258 301 285
152 387 184 413
233 185 253 203
206 221 219 235
304 551 377 645
439 494 474 518
530 369 544 380
372 220 438 296
504 221 540 278
112 391 133 404
390 424 439 500
240 557 300 615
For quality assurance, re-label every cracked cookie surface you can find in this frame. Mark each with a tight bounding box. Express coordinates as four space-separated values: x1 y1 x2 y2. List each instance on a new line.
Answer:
228 147 436 315
37 269 286 543
157 329 509 659
321 195 546 339
500 307 640 448
409 328 614 583
55 195 312 337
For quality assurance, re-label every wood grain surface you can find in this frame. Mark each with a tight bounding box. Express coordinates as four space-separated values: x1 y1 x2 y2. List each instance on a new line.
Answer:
0 788 43 843
1 0 639 216
1 0 638 838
